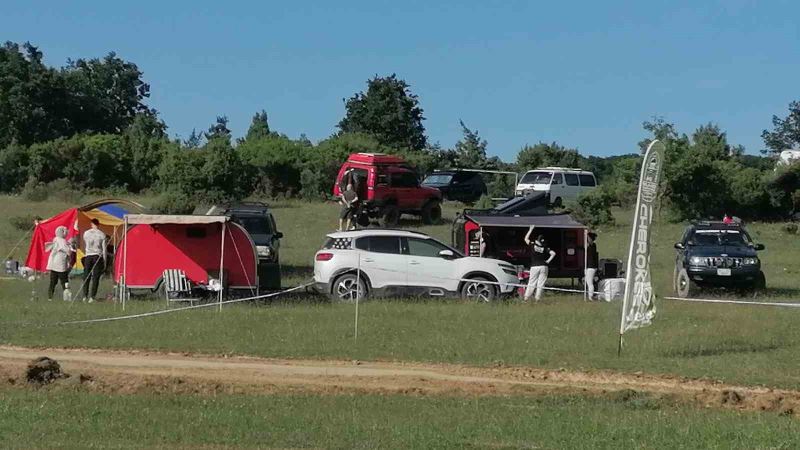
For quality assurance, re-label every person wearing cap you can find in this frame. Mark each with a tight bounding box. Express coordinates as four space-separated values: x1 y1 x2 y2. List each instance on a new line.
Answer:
585 232 599 300
523 225 556 302
81 218 107 303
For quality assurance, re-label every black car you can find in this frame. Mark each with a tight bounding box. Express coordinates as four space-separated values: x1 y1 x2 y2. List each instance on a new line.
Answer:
673 221 765 298
201 202 283 290
421 170 487 203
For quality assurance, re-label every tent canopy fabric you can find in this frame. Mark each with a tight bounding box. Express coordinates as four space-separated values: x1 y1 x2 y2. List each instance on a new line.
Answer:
464 213 587 229
24 199 144 272
124 214 229 225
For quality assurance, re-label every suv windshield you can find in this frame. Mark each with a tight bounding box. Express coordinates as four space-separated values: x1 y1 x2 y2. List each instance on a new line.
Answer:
236 216 273 244
690 229 750 246
520 171 552 184
423 174 453 185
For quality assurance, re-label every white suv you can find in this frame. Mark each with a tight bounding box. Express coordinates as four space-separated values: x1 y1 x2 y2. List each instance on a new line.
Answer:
515 167 597 207
314 229 519 302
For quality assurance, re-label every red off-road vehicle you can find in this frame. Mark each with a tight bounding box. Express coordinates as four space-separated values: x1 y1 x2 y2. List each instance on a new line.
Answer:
333 153 443 227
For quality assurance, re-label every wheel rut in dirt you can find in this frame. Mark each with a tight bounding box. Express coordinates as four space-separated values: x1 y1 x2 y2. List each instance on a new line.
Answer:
0 345 797 416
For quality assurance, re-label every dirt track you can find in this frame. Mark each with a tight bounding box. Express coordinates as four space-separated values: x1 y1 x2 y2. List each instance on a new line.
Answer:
1 345 797 415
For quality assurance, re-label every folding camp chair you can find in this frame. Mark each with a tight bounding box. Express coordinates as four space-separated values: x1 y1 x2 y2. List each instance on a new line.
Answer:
162 269 199 306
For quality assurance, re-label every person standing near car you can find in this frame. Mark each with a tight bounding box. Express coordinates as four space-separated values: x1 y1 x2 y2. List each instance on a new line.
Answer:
339 183 359 231
585 232 599 300
81 218 107 303
523 225 555 302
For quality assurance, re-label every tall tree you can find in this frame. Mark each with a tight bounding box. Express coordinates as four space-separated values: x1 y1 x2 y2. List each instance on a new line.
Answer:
338 74 427 151
516 142 582 170
453 120 489 168
762 101 800 155
204 116 231 142
245 110 272 141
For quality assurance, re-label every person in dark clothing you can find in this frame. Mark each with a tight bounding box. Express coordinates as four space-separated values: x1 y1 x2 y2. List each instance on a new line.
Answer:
338 183 359 231
523 225 556 301
81 218 107 303
585 232 599 300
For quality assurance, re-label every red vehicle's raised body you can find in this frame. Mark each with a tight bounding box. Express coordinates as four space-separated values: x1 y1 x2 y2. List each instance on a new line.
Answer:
333 153 442 227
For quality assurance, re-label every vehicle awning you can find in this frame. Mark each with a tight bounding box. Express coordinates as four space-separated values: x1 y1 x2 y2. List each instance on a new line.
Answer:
124 214 230 225
465 213 587 229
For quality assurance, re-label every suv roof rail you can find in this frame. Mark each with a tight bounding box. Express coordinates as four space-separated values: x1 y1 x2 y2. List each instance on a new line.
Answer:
535 166 590 172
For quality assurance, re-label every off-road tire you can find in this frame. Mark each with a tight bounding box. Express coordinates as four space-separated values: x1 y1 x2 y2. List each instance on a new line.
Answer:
460 277 497 302
330 273 368 303
379 205 400 228
675 268 699 298
421 200 442 225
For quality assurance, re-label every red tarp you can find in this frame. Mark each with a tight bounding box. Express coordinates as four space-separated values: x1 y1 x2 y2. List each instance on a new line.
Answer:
25 209 80 272
113 222 258 289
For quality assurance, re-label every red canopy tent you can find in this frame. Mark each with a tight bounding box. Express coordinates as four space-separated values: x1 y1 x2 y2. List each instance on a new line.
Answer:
25 199 144 273
113 214 258 309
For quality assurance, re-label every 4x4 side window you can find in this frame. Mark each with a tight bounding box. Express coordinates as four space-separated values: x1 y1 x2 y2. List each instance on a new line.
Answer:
552 173 563 185
405 238 450 258
578 174 596 186
355 236 402 254
391 171 418 188
564 173 579 186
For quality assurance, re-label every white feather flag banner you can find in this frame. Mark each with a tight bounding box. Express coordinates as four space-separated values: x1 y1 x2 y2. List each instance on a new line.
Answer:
620 140 665 334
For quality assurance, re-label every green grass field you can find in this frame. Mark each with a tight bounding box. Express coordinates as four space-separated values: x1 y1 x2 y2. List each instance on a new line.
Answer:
2 195 799 448
2 386 799 449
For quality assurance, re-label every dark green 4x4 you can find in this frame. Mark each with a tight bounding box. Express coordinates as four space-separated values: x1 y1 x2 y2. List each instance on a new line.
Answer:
203 202 283 290
673 221 765 298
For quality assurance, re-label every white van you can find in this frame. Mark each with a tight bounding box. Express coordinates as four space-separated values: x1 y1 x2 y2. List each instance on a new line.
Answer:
515 167 598 206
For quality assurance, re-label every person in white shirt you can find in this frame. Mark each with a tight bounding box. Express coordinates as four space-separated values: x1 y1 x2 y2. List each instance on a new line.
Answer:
81 219 107 303
46 226 74 301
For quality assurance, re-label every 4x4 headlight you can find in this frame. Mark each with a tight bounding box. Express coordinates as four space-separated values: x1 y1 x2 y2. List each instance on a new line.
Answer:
689 256 707 266
742 257 758 265
256 245 272 258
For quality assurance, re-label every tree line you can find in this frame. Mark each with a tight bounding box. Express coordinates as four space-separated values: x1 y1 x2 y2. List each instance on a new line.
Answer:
1 41 798 221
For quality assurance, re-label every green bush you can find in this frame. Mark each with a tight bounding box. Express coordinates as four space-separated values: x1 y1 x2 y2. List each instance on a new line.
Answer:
151 190 196 214
474 194 494 210
299 168 328 201
47 178 83 203
21 179 49 202
569 189 614 228
783 223 798 235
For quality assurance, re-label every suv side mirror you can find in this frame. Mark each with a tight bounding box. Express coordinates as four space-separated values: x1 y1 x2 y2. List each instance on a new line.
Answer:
438 249 455 258
674 243 684 250
274 232 284 240
754 243 765 251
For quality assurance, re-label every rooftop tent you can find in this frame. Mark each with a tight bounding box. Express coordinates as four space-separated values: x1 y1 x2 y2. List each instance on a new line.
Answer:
24 199 145 273
113 214 258 296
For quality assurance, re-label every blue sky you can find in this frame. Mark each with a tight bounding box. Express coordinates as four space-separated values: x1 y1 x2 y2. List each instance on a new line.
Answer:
3 0 798 160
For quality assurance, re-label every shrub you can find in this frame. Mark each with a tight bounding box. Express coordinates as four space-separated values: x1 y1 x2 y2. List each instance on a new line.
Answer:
151 190 196 214
21 178 49 202
8 215 38 231
783 223 798 235
47 178 83 203
474 195 494 210
299 168 328 201
569 189 614 228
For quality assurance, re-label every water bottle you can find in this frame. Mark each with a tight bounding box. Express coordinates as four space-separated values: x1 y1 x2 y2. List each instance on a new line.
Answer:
63 282 73 302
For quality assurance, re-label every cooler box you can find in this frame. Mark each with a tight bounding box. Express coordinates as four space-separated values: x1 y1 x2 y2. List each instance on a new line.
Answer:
598 278 625 302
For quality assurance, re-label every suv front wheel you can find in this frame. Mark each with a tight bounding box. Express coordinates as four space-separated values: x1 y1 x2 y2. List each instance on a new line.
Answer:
421 200 442 225
675 268 698 298
460 277 497 302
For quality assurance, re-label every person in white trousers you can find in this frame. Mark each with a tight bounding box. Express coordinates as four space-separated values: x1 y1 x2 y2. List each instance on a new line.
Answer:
585 232 598 300
523 225 555 302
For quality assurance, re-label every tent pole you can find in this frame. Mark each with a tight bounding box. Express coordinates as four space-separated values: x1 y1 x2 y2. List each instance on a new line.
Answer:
218 221 226 312
122 216 128 311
